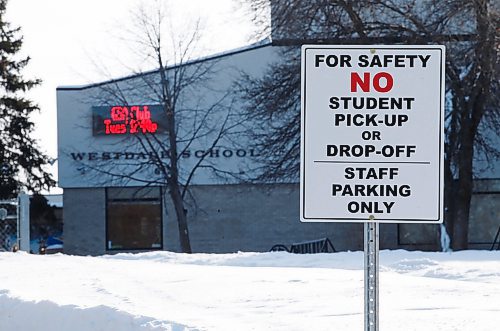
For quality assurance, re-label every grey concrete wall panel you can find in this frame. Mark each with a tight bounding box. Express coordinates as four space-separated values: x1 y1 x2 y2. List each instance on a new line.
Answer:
469 179 500 249
63 188 106 256
182 184 400 253
398 223 439 250
469 194 500 249
62 182 497 255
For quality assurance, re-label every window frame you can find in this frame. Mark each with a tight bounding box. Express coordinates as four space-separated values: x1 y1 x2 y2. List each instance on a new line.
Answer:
105 187 164 251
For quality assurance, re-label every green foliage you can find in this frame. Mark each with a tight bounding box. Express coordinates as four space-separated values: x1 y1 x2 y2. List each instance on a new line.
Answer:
0 0 55 199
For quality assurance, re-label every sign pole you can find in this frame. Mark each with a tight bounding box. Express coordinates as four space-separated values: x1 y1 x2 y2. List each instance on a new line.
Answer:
364 217 379 331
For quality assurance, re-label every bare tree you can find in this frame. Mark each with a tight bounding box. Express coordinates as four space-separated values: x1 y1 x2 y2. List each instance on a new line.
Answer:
76 3 244 253
240 0 499 250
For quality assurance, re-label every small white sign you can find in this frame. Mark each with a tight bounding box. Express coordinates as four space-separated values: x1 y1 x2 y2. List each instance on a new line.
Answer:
300 45 445 223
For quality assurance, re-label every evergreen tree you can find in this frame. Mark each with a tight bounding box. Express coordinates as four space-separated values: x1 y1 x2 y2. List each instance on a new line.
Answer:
0 0 54 199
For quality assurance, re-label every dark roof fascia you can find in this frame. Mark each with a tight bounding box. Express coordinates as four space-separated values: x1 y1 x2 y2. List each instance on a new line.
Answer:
57 41 272 92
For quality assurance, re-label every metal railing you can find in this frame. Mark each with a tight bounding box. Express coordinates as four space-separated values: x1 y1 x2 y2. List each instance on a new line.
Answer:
270 237 336 253
491 225 500 251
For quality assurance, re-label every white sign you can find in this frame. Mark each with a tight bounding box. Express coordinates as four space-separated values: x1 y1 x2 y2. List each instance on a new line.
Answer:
300 45 444 223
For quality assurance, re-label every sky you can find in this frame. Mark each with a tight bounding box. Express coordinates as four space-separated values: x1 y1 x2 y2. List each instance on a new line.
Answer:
6 0 262 192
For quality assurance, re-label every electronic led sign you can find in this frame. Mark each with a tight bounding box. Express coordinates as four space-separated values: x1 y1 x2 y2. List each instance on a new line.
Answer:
92 105 168 136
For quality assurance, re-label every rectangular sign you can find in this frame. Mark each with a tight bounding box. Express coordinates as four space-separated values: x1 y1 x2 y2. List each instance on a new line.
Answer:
92 105 168 136
300 45 445 223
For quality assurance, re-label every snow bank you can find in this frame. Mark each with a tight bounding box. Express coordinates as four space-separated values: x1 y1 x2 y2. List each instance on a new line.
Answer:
0 250 499 330
0 294 190 331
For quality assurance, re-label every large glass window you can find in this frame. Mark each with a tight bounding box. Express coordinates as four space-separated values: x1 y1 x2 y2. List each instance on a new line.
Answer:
106 187 162 250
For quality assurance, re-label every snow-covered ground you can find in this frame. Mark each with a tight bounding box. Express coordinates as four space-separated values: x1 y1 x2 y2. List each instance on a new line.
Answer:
0 250 499 331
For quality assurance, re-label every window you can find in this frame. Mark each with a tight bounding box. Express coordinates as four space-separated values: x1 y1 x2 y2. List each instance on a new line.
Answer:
106 187 162 250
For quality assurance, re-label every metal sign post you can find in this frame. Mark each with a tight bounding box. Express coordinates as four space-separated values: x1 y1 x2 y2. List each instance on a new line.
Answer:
17 193 30 252
364 219 379 331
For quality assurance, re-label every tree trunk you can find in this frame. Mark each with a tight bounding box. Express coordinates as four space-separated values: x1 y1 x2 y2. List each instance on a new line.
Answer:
169 184 192 253
452 177 472 250
443 157 456 250
452 129 475 250
157 49 193 254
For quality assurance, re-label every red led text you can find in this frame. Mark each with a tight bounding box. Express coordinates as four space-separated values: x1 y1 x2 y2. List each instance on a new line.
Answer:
103 106 159 135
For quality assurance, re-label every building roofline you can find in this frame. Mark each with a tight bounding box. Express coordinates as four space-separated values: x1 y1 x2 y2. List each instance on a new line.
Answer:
57 39 272 91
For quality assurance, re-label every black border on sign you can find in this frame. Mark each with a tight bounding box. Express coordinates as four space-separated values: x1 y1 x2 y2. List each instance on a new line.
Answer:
301 46 444 222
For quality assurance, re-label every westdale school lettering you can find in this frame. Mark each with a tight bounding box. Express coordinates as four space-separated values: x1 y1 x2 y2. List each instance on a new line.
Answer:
301 46 444 222
70 148 258 162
